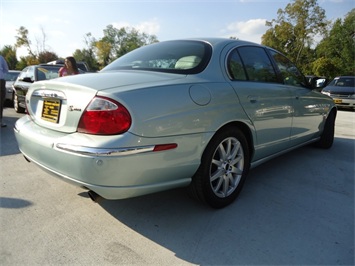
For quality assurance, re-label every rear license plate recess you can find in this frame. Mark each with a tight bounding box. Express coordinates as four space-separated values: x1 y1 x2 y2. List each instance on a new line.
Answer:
42 99 61 123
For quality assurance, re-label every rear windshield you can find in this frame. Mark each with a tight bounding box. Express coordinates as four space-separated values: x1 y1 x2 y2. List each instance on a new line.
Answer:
101 40 212 74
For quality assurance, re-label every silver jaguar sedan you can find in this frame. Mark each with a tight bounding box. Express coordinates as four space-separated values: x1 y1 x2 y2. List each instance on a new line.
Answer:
14 38 336 208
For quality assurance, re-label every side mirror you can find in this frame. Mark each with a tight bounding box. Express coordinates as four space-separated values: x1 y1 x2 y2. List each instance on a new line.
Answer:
310 79 317 89
310 78 327 92
22 77 34 83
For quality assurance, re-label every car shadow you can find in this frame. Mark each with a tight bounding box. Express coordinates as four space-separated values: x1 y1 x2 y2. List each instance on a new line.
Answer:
0 197 33 208
91 137 354 265
0 115 21 156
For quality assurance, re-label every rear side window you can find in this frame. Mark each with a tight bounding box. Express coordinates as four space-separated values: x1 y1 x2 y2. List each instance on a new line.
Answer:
227 50 247 80
269 49 305 87
237 47 278 83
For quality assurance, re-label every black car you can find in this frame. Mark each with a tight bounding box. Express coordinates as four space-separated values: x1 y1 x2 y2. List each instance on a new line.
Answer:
13 65 62 113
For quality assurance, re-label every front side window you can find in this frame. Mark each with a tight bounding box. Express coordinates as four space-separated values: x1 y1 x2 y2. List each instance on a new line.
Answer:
27 67 35 81
269 49 305 87
18 67 29 81
238 46 278 83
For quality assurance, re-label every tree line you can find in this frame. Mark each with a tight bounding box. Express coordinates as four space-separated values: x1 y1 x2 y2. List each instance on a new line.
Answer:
261 0 354 78
1 0 354 79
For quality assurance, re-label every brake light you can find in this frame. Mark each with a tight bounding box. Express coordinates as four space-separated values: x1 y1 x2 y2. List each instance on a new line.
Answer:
77 96 131 135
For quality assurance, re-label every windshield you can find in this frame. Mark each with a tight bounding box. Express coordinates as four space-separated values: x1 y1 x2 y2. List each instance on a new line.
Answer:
328 77 355 87
101 40 212 74
4 72 20 81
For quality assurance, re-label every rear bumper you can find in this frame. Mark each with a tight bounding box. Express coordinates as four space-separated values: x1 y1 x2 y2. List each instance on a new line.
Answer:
14 116 204 199
19 151 192 200
332 98 355 109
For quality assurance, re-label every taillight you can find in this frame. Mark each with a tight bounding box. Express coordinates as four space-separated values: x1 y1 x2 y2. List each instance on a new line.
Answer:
77 96 131 135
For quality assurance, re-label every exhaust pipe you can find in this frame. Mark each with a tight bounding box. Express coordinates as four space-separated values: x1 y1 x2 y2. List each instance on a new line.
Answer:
87 190 102 203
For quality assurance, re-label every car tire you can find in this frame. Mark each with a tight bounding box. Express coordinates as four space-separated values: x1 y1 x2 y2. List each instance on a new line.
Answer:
314 110 336 149
190 127 250 208
14 94 25 113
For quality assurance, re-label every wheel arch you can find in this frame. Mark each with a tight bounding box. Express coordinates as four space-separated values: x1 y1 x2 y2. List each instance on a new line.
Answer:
329 106 337 119
212 121 255 161
190 120 254 208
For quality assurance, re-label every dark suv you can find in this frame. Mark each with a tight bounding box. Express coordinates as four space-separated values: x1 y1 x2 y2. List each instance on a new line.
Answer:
12 65 61 113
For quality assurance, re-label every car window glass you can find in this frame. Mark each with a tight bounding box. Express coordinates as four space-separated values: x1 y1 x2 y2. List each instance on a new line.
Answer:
36 67 60 81
28 67 34 80
269 49 305 87
330 77 355 87
237 46 277 83
102 40 212 74
227 49 247 80
4 72 19 81
18 68 28 80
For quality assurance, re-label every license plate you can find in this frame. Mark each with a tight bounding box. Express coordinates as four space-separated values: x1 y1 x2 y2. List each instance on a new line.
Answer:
42 99 61 123
334 99 342 104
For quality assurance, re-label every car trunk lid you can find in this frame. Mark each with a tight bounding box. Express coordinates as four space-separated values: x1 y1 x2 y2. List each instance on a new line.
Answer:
25 71 184 133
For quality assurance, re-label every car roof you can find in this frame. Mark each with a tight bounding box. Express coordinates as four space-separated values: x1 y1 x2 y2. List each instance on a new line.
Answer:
180 37 263 47
19 64 61 72
333 76 355 79
37 64 62 67
148 37 264 51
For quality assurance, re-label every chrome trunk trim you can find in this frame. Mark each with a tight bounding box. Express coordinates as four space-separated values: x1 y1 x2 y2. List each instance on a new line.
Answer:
32 90 67 100
55 143 155 157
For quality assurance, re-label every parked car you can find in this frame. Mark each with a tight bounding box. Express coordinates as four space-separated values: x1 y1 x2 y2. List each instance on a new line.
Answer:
12 65 61 113
14 38 337 208
46 59 90 72
321 76 355 110
4 70 20 105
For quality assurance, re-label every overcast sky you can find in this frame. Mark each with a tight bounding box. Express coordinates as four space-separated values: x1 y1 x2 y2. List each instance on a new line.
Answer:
1 0 353 59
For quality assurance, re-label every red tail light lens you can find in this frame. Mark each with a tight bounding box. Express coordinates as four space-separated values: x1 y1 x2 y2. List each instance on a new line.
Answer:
77 96 131 135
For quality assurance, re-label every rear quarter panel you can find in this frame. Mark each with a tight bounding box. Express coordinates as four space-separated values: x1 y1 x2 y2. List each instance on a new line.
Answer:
99 81 252 138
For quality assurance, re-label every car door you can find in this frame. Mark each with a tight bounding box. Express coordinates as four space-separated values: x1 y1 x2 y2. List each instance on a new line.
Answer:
227 46 294 161
268 49 327 145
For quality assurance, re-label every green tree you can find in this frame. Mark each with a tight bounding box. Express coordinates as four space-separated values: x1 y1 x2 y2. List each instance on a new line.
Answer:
95 25 158 66
94 40 112 67
311 57 341 78
0 45 18 69
38 51 58 63
315 9 355 77
73 33 100 71
16 57 30 70
261 0 328 72
15 26 57 65
15 26 36 58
